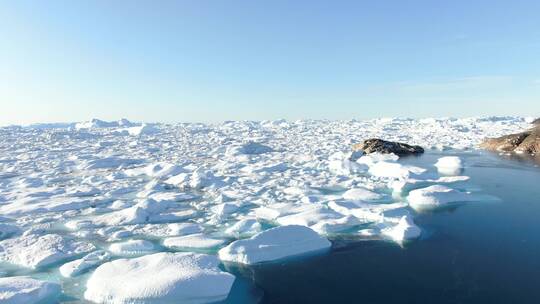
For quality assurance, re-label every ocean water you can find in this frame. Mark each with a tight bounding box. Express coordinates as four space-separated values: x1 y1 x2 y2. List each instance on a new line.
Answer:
225 151 540 304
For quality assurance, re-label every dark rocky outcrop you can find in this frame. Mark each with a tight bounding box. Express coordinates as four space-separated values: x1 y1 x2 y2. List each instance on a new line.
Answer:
532 118 540 125
353 139 424 156
480 126 540 154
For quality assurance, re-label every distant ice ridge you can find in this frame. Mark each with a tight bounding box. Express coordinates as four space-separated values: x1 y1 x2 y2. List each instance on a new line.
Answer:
0 116 526 301
75 118 138 130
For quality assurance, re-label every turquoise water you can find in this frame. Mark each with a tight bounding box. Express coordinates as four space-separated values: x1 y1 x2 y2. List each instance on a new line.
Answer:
229 151 540 303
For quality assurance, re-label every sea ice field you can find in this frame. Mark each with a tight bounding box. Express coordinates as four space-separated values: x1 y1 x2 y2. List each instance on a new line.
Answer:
0 116 538 303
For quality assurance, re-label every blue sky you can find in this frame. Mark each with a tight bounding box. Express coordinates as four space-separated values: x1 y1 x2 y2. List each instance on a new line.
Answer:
1 0 539 124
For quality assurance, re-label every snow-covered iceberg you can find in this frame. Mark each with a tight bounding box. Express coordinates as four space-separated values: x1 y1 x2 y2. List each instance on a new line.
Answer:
218 225 331 265
84 252 235 304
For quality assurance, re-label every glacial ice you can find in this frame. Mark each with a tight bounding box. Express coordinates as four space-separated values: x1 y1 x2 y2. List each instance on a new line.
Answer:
84 252 235 304
218 225 332 265
408 185 472 210
0 116 524 301
381 215 422 243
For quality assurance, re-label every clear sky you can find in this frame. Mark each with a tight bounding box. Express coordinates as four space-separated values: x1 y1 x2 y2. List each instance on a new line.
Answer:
1 0 540 124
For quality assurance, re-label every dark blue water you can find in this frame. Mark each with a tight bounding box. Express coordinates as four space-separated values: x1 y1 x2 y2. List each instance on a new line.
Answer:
226 151 540 304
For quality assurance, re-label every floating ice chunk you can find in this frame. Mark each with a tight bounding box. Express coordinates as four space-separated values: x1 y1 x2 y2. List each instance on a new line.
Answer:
109 240 155 255
85 252 235 304
328 159 366 175
328 201 383 222
382 215 421 243
342 188 383 202
135 223 203 238
211 203 240 217
163 233 225 250
65 220 94 231
276 205 342 228
0 234 95 268
168 223 203 236
60 250 111 278
218 225 331 265
310 215 361 235
390 176 470 193
148 192 196 203
189 169 225 189
368 161 426 179
164 173 190 186
224 219 262 237
93 205 149 226
0 276 61 303
93 198 191 226
408 185 472 210
435 156 463 175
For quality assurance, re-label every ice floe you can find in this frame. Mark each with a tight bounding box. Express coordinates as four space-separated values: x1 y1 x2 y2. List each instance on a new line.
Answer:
0 234 95 268
84 252 235 304
59 250 110 277
0 276 61 304
219 225 332 264
408 185 472 210
163 233 225 250
381 215 422 243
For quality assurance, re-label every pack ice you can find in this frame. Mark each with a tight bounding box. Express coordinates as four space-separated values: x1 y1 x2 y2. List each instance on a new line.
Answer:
0 116 526 302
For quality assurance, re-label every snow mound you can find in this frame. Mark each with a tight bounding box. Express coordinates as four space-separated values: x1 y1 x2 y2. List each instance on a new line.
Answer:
0 276 61 304
84 252 235 304
218 225 331 265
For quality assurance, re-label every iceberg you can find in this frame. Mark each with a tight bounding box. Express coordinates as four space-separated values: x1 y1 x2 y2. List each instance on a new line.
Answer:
218 225 331 265
84 252 235 304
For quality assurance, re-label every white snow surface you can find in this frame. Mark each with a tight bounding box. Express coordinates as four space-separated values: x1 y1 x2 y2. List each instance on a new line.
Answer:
0 117 525 300
84 252 235 304
0 276 61 304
